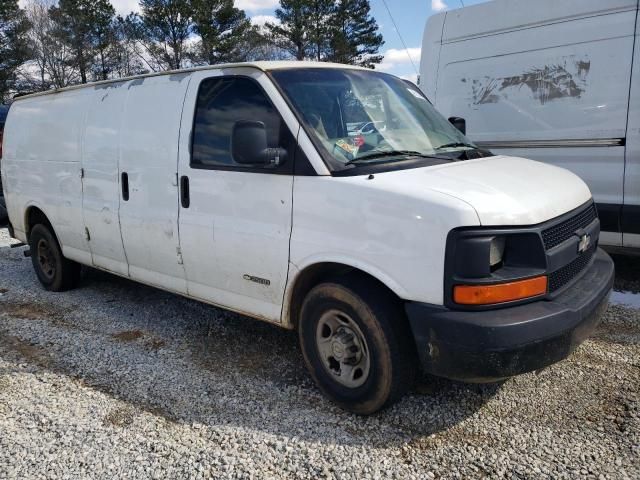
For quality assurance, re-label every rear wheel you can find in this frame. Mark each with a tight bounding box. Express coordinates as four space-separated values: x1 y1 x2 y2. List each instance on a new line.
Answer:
29 224 81 291
0 196 7 225
299 275 417 415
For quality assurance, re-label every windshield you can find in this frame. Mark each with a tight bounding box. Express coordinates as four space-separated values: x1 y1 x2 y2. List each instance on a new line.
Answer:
270 68 476 172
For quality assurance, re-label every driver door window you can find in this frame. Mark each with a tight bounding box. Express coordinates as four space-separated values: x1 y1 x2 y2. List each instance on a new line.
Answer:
191 76 293 172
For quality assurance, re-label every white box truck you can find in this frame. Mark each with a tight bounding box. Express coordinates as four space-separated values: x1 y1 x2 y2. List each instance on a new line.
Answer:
1 62 613 413
420 0 639 251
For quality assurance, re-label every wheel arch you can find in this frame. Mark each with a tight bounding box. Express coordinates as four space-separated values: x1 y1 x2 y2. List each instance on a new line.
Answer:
283 259 407 330
24 204 56 240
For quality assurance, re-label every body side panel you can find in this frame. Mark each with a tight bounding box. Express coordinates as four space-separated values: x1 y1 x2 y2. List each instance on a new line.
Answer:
2 91 91 255
419 13 446 98
623 6 640 245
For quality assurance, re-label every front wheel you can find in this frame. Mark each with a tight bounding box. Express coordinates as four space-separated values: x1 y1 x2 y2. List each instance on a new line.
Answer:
29 224 81 291
299 276 417 415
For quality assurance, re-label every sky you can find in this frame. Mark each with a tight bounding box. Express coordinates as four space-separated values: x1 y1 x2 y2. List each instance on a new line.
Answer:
22 0 492 81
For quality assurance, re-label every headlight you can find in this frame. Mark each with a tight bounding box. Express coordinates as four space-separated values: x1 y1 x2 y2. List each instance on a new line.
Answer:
445 229 547 308
489 236 506 268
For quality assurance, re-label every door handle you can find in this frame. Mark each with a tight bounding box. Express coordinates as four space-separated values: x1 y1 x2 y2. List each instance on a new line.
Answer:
121 172 129 201
180 175 190 208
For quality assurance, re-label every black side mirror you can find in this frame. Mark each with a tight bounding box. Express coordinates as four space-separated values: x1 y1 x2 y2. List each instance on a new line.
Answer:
448 117 466 135
231 120 287 167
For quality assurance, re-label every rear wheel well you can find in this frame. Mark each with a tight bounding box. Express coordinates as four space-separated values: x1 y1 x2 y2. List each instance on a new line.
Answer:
25 207 53 239
288 263 402 330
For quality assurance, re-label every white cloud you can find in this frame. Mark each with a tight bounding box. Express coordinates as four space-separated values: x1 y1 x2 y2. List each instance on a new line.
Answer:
110 0 141 14
431 0 448 12
378 47 421 73
250 14 279 27
235 0 280 12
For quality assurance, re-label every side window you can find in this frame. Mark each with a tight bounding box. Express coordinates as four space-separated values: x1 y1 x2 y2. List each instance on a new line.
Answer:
191 76 289 169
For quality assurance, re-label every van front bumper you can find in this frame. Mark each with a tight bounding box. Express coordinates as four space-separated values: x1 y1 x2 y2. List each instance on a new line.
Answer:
405 248 614 382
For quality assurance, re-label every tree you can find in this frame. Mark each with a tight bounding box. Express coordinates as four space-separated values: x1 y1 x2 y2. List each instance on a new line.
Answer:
190 0 253 65
109 14 150 77
49 0 116 83
92 1 117 80
268 0 383 66
139 0 194 71
22 0 55 90
307 0 334 61
0 0 31 99
266 0 309 61
328 0 383 68
22 0 80 90
241 27 291 62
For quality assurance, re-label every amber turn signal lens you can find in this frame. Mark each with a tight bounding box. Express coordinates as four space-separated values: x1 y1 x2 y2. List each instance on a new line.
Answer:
453 276 548 305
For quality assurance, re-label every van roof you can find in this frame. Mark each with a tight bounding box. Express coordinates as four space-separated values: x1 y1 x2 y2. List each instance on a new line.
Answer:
13 61 371 101
429 0 637 44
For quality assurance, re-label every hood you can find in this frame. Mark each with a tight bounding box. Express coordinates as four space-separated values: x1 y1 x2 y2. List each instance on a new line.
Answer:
378 155 592 226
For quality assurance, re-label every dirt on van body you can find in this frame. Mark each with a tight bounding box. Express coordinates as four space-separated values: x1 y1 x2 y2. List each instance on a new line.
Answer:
0 228 638 479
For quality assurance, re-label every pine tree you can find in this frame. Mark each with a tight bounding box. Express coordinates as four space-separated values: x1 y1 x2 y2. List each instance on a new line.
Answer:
92 2 117 80
266 0 309 61
268 0 383 66
308 0 335 61
49 0 116 83
0 0 32 99
139 0 194 70
191 0 253 65
329 0 383 68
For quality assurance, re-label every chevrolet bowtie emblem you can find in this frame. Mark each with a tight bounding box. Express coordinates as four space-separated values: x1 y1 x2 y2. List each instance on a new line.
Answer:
577 233 591 254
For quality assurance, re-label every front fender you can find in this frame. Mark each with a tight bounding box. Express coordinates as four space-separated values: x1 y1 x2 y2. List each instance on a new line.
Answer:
289 175 481 312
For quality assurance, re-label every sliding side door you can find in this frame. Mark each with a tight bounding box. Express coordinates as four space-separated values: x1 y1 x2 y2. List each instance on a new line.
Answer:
118 74 191 292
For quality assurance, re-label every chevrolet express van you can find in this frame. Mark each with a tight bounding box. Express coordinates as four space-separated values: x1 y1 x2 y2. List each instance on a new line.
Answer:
1 62 614 414
420 0 640 252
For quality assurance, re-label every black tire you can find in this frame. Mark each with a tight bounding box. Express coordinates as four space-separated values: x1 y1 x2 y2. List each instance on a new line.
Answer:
0 195 7 225
29 223 81 292
299 275 417 415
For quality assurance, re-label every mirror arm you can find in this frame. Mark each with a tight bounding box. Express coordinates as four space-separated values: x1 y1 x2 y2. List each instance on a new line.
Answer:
264 147 287 167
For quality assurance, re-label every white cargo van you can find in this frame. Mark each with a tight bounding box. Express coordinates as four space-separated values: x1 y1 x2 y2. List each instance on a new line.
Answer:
1 62 613 414
420 0 639 251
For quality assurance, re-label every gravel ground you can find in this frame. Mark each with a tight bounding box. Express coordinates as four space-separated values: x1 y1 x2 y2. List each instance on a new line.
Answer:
0 228 638 479
611 253 640 294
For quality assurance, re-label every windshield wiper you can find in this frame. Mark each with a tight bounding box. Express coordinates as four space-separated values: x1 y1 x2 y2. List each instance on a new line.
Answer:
435 142 478 150
345 150 450 165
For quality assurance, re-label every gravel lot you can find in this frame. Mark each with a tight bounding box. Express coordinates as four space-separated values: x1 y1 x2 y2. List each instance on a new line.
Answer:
0 227 638 479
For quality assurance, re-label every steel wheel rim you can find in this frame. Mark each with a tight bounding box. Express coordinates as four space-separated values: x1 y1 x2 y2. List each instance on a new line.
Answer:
37 238 56 280
315 309 371 388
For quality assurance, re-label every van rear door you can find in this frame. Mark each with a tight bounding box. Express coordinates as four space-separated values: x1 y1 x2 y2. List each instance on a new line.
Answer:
176 69 297 322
